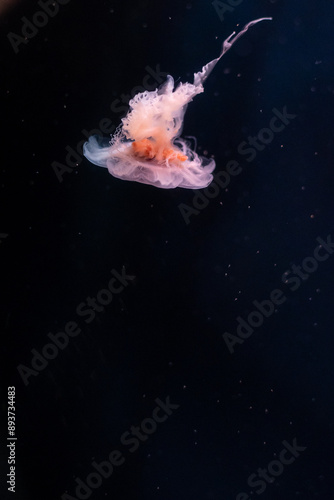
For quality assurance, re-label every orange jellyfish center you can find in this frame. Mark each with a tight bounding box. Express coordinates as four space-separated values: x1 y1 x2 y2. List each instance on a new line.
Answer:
132 138 187 164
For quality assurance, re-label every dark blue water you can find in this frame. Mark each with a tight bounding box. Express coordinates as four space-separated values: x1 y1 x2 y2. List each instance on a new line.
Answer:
1 1 334 499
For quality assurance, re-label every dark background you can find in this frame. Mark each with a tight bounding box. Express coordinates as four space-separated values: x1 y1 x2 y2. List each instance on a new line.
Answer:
1 0 334 499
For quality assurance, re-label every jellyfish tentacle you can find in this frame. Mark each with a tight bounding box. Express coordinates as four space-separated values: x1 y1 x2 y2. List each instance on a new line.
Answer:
193 17 272 87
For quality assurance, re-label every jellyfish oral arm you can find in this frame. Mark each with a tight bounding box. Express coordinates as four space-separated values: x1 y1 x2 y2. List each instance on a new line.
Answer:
193 17 272 87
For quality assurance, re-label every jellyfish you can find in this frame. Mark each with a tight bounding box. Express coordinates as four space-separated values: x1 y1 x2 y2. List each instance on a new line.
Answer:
83 17 271 189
